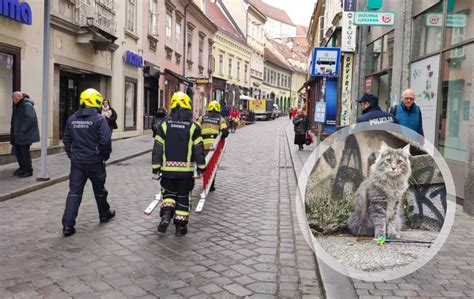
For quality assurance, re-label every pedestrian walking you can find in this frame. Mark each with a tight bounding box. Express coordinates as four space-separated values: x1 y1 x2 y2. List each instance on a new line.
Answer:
390 88 424 136
101 99 118 131
289 107 293 120
293 110 308 151
10 91 40 178
152 92 206 236
291 107 297 119
197 101 229 192
356 93 397 125
229 106 240 133
152 107 167 138
62 88 115 237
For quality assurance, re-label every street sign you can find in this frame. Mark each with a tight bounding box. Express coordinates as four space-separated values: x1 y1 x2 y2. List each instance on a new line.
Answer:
342 12 357 52
310 47 341 77
354 11 395 26
340 53 353 126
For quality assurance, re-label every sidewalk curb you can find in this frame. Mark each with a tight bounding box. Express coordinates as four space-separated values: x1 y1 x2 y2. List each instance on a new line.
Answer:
284 124 357 299
0 149 152 202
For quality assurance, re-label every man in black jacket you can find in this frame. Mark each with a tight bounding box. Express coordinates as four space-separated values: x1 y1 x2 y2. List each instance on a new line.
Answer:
356 93 397 125
10 91 40 178
61 88 115 237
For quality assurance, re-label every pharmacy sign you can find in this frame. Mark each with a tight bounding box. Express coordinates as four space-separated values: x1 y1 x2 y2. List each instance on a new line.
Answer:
354 11 395 26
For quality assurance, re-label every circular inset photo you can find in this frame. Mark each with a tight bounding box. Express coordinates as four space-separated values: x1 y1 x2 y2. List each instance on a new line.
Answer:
296 123 456 281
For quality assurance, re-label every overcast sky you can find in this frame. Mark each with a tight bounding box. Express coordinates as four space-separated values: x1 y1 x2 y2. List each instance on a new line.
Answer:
263 0 316 27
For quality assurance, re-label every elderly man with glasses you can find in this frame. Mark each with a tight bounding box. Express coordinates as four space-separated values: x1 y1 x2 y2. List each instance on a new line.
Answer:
389 89 424 137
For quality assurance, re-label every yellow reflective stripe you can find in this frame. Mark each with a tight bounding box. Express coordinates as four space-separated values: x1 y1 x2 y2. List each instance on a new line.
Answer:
203 139 214 145
201 128 219 135
187 124 196 163
152 164 161 169
162 166 194 172
155 135 164 144
194 136 203 145
162 122 167 167
162 198 175 205
162 122 167 134
220 118 228 129
197 164 206 169
175 210 189 216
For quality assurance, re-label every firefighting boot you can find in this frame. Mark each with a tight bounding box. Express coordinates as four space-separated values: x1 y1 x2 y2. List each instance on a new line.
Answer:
158 210 173 233
175 223 188 237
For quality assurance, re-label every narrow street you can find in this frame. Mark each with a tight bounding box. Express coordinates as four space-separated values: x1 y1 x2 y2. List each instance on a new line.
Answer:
0 118 323 298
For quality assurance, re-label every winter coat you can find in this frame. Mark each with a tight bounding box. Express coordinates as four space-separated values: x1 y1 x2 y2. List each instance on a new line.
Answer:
10 96 40 146
293 115 308 134
102 106 118 130
356 105 397 125
63 107 112 164
390 103 424 136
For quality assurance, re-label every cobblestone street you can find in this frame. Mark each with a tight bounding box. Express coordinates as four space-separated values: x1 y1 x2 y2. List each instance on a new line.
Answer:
0 118 322 298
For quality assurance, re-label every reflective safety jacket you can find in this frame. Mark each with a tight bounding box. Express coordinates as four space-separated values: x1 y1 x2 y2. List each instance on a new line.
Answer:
152 109 206 179
197 111 229 150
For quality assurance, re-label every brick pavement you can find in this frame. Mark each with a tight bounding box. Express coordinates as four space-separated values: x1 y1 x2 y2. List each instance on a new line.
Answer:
0 118 323 298
286 125 474 299
0 135 154 201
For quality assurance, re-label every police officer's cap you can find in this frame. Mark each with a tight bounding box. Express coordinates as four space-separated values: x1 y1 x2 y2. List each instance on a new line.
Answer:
356 93 378 105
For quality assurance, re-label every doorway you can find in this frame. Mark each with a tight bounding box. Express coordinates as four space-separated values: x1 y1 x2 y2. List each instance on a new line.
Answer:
144 77 158 130
59 74 79 138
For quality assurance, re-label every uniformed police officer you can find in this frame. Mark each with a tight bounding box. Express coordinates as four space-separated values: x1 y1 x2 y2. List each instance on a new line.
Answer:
152 92 206 236
356 93 397 125
62 88 115 237
197 101 229 191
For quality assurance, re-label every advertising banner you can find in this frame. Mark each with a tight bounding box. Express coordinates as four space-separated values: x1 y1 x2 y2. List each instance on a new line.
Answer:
340 53 353 126
311 48 341 77
410 54 440 145
324 78 338 133
314 102 326 123
249 99 266 111
342 12 357 52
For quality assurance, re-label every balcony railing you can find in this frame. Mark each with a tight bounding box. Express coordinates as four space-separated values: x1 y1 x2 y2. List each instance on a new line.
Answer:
78 0 116 37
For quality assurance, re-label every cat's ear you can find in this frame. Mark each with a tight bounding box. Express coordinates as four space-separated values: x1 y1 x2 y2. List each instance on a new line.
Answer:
402 144 411 155
379 141 388 151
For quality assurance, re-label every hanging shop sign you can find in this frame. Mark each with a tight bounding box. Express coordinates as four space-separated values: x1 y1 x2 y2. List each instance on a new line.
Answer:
124 51 143 68
340 53 353 126
0 0 32 25
342 12 357 52
310 47 341 77
425 13 467 28
354 11 395 26
344 0 357 11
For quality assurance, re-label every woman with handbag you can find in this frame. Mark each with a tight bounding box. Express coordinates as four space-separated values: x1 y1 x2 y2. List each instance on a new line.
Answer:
292 110 308 151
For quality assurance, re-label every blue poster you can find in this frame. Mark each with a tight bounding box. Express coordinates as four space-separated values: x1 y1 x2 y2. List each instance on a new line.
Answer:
324 78 338 133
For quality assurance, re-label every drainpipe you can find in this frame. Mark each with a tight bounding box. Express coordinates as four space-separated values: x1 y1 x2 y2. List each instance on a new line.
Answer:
37 0 51 181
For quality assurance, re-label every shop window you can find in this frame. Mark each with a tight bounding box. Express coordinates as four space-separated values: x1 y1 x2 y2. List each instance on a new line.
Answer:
444 0 473 47
124 79 137 130
412 2 443 59
0 46 20 141
187 29 193 62
438 44 473 162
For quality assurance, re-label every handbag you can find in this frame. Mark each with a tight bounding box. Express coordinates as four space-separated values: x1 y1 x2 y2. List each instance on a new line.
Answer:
305 131 313 145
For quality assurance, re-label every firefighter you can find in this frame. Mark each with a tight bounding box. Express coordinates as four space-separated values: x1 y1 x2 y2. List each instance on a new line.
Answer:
197 100 229 192
152 92 206 236
62 88 115 237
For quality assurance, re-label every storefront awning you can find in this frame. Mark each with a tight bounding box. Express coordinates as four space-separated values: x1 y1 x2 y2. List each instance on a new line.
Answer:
298 77 317 93
164 69 194 86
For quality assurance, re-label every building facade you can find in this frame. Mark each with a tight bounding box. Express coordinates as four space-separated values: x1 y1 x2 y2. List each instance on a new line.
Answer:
263 45 292 110
204 0 252 107
247 0 296 39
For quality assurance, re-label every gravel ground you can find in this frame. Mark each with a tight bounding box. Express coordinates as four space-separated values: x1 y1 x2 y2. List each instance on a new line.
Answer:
317 230 439 272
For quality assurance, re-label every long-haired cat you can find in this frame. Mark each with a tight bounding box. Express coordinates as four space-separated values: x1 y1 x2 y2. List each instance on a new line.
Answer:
347 142 411 239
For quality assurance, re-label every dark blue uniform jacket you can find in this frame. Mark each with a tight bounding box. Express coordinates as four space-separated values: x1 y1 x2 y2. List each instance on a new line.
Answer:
64 107 112 164
356 106 398 125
